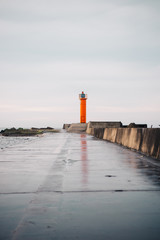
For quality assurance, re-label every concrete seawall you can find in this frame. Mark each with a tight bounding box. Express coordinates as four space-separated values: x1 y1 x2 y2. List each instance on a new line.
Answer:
86 121 122 135
88 127 160 160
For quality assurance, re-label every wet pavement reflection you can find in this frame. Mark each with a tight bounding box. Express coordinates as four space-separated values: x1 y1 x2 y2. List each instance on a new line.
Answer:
81 134 88 185
0 132 160 240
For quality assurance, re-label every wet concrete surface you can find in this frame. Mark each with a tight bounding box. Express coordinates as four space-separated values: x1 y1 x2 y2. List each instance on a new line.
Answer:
0 132 160 239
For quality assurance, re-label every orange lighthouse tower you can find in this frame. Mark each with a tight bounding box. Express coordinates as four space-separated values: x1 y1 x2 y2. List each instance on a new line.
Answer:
79 91 88 123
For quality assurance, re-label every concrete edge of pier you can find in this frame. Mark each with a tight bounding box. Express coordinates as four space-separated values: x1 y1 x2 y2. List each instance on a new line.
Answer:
87 125 160 160
63 121 160 160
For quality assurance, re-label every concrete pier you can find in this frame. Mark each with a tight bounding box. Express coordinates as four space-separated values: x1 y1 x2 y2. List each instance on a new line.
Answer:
0 132 160 239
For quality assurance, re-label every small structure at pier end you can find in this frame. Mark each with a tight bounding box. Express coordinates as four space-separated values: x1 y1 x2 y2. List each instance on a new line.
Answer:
79 91 88 123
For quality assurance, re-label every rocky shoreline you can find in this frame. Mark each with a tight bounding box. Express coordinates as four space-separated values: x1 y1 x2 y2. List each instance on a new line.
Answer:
0 127 60 137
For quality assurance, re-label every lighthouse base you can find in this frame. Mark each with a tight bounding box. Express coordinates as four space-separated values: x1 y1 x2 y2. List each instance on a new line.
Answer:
67 123 87 133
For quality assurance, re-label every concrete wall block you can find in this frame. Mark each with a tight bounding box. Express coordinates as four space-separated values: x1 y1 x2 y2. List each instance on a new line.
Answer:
91 128 95 136
94 128 105 139
115 128 124 145
128 128 143 151
121 128 131 147
141 129 160 159
103 128 117 142
86 127 94 135
157 145 160 160
121 128 141 150
114 128 143 151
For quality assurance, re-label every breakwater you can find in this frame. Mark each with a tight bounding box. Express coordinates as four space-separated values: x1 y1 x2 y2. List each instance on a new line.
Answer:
87 126 160 160
63 121 160 160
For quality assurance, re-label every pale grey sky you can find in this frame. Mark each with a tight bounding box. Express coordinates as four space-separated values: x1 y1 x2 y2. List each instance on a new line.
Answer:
0 0 160 128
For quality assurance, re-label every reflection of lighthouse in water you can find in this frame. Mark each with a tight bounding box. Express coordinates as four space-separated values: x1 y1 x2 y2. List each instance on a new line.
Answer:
80 134 88 185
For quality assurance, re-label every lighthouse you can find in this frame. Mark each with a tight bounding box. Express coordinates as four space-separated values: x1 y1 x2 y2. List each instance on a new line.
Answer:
79 91 88 123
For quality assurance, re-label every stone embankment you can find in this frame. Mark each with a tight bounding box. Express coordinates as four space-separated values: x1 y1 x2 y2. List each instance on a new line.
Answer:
87 124 160 160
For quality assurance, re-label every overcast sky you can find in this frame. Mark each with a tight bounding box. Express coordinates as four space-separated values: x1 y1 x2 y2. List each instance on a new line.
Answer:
0 0 160 128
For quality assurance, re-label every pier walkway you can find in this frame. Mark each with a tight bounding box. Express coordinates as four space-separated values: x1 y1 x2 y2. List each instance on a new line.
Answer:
0 131 160 240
